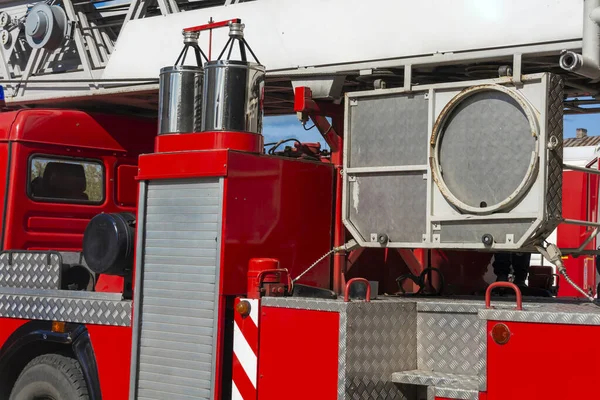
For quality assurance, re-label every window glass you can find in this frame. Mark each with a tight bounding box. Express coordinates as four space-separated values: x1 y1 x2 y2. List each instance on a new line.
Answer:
29 156 104 203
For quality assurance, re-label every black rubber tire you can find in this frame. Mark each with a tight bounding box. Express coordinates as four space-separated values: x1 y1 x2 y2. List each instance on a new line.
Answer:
9 354 89 400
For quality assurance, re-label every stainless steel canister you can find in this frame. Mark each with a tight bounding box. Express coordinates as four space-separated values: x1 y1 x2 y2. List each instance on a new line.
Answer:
201 60 265 134
158 65 203 135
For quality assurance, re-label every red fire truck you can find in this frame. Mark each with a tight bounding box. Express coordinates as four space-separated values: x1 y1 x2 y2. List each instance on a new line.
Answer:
1 1 600 400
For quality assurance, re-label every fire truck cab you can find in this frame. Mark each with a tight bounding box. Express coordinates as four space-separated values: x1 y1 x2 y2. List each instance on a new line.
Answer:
0 109 155 399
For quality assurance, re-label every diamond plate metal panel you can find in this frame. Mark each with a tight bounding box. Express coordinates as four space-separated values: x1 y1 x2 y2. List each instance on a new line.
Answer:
546 74 564 224
0 293 131 325
427 386 479 400
349 94 429 168
392 370 477 390
262 296 350 312
480 302 600 325
416 301 483 314
344 302 417 400
416 312 484 377
0 252 61 290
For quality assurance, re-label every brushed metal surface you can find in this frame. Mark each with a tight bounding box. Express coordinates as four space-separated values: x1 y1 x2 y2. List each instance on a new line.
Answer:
0 252 61 290
158 65 203 134
201 60 265 134
134 179 222 400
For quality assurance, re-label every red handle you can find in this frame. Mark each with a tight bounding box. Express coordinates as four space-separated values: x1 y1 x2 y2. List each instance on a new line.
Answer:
183 18 241 33
344 278 371 302
485 282 523 310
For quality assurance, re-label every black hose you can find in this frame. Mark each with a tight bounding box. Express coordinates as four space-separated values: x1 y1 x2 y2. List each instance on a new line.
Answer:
267 138 303 155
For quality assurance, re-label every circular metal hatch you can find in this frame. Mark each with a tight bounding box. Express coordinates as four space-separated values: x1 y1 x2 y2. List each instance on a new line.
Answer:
431 85 539 215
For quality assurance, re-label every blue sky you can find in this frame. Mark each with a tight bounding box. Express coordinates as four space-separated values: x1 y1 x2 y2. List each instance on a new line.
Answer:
564 113 600 137
263 114 599 148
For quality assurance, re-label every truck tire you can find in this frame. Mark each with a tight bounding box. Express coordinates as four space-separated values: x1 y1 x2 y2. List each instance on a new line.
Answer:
9 354 89 400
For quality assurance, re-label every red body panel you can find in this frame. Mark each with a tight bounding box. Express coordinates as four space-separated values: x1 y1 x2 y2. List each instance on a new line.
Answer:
487 320 600 399
557 170 597 297
0 318 28 348
258 307 339 400
137 149 229 180
87 324 132 400
222 151 333 294
156 131 263 154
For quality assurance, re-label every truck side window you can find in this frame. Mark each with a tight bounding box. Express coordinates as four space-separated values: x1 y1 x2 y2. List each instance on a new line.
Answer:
29 156 104 204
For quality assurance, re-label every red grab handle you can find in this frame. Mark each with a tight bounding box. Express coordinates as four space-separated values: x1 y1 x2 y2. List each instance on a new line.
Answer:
485 282 523 310
344 278 371 302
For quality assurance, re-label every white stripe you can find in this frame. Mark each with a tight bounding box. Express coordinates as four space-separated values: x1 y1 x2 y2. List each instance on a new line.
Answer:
247 298 259 326
231 381 244 400
233 322 257 388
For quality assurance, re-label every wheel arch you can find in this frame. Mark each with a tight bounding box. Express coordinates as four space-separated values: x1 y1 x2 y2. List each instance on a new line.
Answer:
0 320 101 400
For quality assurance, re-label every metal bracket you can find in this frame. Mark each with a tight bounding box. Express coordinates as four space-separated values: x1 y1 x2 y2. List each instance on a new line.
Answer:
512 53 523 87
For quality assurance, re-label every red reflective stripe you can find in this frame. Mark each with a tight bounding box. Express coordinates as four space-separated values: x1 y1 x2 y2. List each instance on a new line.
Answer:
234 310 259 356
232 352 256 399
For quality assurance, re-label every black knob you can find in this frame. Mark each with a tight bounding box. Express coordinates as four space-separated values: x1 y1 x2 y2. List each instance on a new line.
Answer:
378 234 389 245
482 234 494 246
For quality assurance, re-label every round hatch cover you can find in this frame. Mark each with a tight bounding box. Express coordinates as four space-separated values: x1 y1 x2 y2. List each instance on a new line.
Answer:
431 85 539 215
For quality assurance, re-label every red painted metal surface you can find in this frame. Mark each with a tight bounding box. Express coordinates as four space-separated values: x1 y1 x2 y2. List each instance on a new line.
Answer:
221 151 333 294
86 324 132 400
10 110 155 153
557 170 597 297
487 320 600 399
485 282 522 310
258 307 339 400
156 131 263 154
116 165 138 207
0 318 28 349
137 149 229 180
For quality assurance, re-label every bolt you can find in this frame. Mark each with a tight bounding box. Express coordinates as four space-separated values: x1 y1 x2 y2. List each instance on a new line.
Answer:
482 234 494 246
377 233 389 245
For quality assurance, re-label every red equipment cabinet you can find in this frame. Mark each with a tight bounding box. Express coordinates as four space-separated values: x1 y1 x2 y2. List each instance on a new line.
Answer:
130 147 334 399
486 319 600 399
